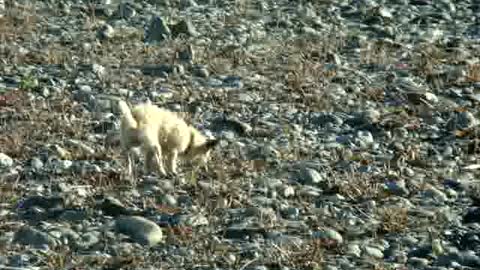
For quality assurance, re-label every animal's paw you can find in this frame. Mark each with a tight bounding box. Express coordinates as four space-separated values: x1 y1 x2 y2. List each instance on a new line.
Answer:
159 170 167 177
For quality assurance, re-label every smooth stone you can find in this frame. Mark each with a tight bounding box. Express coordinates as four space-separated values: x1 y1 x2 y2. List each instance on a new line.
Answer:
115 216 164 246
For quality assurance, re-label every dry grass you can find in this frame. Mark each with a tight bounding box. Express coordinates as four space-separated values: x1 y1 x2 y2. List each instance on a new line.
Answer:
360 39 398 66
466 63 480 82
263 238 327 270
0 91 91 159
0 182 21 206
413 42 445 78
377 207 409 234
337 172 384 201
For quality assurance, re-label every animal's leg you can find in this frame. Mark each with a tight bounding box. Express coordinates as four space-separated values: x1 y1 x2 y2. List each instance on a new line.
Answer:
166 150 179 175
153 145 167 176
127 152 137 183
121 148 135 182
146 145 166 176
145 148 156 173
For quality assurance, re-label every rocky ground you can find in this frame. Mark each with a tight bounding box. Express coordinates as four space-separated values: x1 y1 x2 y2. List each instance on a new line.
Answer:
1 0 480 269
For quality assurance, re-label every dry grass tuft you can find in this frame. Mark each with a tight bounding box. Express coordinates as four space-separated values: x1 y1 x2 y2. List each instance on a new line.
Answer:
337 172 383 201
412 42 444 77
0 182 21 206
378 207 409 234
466 63 480 82
43 248 72 270
360 39 398 66
264 238 326 270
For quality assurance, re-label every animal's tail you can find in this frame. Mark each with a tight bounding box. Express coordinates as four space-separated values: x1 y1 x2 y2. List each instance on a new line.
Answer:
118 100 137 129
120 101 158 148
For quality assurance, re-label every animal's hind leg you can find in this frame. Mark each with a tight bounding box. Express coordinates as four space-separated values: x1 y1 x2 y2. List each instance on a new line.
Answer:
145 145 167 176
127 152 137 183
166 150 179 175
121 148 135 182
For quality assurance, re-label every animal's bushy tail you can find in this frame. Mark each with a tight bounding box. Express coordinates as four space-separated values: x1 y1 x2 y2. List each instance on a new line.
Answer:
118 100 137 129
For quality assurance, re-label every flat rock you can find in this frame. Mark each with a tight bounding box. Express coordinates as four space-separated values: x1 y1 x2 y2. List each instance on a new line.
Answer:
115 216 164 246
13 226 58 248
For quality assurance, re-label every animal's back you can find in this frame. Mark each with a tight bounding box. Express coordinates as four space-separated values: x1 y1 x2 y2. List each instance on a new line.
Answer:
131 103 191 151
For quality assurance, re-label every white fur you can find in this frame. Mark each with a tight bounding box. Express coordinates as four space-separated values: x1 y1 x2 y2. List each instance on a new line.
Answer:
118 100 218 178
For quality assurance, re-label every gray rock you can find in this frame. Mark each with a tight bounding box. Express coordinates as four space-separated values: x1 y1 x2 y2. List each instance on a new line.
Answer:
66 139 95 155
143 64 175 77
297 167 324 185
50 159 73 173
310 112 344 127
13 226 58 248
92 63 106 78
180 0 197 8
312 228 343 245
161 194 177 206
408 257 430 268
0 152 13 168
224 222 266 240
76 231 101 249
192 64 209 78
349 109 381 126
347 243 362 257
280 207 300 220
355 130 374 147
297 185 322 197
20 195 64 210
98 196 131 217
98 24 115 40
145 16 171 43
8 254 32 268
447 111 478 130
363 246 384 259
170 19 197 38
301 26 321 38
424 186 448 203
436 250 480 267
115 216 163 246
73 85 95 104
0 0 4 18
457 111 478 128
210 116 252 136
384 179 410 196
117 2 136 18
59 210 89 221
408 245 432 259
179 213 209 227
282 185 295 198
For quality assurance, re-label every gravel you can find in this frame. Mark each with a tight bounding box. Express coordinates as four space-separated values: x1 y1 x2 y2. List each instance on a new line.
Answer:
1 0 480 269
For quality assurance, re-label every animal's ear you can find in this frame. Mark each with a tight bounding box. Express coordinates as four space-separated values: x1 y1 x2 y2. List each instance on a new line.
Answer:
205 139 220 150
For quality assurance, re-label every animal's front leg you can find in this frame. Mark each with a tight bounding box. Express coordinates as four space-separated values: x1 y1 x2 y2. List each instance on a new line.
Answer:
154 146 167 176
127 153 133 177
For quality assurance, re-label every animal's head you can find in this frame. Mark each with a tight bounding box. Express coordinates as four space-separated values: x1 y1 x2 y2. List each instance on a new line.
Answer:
184 130 220 165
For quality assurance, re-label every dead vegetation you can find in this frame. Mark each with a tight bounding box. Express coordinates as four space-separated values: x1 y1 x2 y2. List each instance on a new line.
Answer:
337 172 384 201
378 207 409 234
0 1 476 269
0 91 91 159
264 238 327 270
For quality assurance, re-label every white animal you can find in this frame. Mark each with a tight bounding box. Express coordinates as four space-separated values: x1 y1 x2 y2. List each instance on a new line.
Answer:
118 100 219 178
